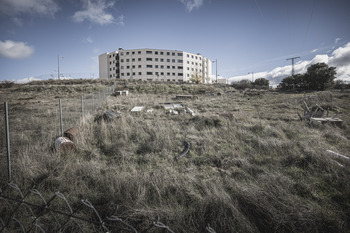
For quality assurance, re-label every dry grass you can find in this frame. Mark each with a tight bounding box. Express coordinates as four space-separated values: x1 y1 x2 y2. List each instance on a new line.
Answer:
1 80 350 232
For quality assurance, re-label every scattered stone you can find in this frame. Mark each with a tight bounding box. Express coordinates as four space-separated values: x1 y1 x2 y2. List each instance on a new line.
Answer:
131 106 144 112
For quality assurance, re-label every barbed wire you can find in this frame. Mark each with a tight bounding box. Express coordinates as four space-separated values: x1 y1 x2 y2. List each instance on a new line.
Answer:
1 182 215 233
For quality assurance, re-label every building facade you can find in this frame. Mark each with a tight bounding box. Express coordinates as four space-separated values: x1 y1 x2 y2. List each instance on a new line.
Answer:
99 48 212 83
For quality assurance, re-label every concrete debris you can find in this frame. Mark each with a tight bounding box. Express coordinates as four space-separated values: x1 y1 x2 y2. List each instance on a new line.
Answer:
164 103 183 110
164 104 173 110
146 108 153 113
131 106 144 112
185 107 195 116
115 90 129 96
168 109 179 115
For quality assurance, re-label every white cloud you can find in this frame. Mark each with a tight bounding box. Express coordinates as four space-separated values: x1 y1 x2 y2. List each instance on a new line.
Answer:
178 0 204 12
0 0 59 17
0 40 34 59
228 42 350 85
83 35 93 43
15 77 41 84
72 0 123 26
335 38 342 44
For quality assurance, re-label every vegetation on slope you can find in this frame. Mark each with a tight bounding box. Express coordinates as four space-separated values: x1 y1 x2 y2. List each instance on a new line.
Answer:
1 79 350 232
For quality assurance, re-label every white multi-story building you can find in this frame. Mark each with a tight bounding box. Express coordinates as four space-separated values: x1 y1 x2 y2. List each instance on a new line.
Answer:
99 48 212 83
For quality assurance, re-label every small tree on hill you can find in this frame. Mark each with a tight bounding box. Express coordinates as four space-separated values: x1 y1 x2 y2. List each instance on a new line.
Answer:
190 72 203 84
305 62 336 90
254 78 269 88
279 63 336 91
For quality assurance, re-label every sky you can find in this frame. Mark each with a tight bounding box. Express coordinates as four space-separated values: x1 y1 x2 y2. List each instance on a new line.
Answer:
0 0 350 85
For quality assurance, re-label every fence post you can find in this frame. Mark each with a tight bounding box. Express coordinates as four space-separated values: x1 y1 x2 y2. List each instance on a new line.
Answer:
4 102 11 182
59 99 63 137
81 95 84 121
98 90 101 107
92 94 94 112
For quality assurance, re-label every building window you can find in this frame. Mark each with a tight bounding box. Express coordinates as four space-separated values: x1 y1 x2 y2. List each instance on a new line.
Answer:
172 73 175 76
167 52 170 55
126 59 130 62
109 68 112 71
132 72 135 76
172 52 175 56
138 58 141 61
127 66 130 69
187 67 189 70
160 58 164 62
172 66 175 69
121 73 124 76
160 52 164 55
121 59 124 62
155 65 159 68
187 54 189 58
132 51 135 55
167 59 170 62
172 59 175 62
178 59 183 63
146 58 152 61
126 52 129 55
161 65 164 69
132 58 135 62
139 72 142 75
161 72 164 75
109 62 111 64
187 74 189 77
147 65 153 68
178 53 183 56
167 72 170 76
191 55 194 58
109 55 111 58
146 51 152 54
120 52 124 55
167 66 170 69
155 72 159 76
178 73 183 76
155 58 159 62
178 66 183 69
132 65 135 69
155 51 158 55
147 72 153 75
187 61 189 64
127 73 130 76
138 65 142 68
138 51 141 54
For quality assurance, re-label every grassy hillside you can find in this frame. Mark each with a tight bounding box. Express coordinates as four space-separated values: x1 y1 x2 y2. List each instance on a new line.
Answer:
1 79 350 232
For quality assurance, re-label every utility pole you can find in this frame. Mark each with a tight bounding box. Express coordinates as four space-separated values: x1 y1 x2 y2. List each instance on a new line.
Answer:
57 55 60 80
286 56 300 76
57 55 64 79
212 59 217 83
248 72 254 82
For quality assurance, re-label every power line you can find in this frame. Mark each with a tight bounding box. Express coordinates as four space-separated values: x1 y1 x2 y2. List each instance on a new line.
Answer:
303 0 316 49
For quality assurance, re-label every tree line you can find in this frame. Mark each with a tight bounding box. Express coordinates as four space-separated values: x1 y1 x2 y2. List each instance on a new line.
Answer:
231 62 349 91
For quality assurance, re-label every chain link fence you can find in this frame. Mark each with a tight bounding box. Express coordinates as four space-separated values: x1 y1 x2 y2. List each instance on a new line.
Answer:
0 82 116 183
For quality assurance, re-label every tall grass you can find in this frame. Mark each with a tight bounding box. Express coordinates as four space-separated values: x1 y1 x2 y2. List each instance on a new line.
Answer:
1 81 350 232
